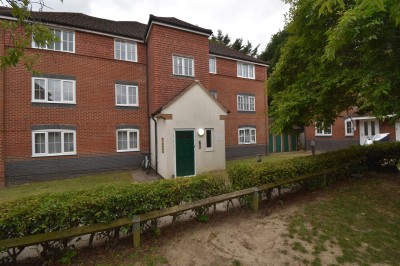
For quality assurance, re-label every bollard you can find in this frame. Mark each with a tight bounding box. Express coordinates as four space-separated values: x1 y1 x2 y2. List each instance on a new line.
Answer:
132 215 141 248
256 154 262 162
310 140 315 155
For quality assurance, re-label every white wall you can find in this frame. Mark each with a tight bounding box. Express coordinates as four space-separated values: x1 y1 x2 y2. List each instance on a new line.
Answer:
153 83 226 178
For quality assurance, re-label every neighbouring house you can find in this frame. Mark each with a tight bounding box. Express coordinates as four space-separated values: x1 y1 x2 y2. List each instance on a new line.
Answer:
0 8 268 186
305 112 400 152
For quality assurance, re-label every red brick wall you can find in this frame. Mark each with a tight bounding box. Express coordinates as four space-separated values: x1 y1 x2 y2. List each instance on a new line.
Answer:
0 30 5 187
210 57 267 147
147 24 210 113
3 30 148 162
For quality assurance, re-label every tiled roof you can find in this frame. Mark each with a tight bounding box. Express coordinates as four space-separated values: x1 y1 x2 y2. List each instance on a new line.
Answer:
146 15 213 37
0 7 147 40
209 42 268 65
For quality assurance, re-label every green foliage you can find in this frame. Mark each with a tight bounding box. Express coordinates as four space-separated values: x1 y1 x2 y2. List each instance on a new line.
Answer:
268 0 400 133
259 29 289 74
210 29 260 56
0 1 62 70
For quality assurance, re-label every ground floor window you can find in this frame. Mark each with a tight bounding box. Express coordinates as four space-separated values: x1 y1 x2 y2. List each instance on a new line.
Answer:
315 123 332 136
117 129 139 152
32 130 76 156
345 119 354 136
205 129 214 151
238 127 256 144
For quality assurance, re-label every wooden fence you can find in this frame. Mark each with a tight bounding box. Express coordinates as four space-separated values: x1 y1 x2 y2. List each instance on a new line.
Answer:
0 162 360 252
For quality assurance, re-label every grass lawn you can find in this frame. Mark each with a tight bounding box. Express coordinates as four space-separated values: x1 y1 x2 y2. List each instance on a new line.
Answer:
226 151 310 168
0 151 308 204
283 174 400 265
0 171 132 203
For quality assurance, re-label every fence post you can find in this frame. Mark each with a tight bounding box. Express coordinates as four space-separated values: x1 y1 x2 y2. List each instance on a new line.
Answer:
132 215 141 248
251 187 259 212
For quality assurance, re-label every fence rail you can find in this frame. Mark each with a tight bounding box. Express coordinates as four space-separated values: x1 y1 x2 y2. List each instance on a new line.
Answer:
0 160 362 250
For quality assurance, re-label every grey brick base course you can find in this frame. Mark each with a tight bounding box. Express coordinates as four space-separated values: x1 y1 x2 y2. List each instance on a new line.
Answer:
226 144 267 159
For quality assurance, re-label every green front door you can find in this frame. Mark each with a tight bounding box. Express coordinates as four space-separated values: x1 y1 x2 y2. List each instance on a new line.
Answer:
275 134 282 153
283 134 290 152
175 130 195 176
268 133 274 153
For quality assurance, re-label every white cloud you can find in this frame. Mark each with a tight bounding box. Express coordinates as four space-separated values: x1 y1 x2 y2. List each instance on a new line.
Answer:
40 0 289 51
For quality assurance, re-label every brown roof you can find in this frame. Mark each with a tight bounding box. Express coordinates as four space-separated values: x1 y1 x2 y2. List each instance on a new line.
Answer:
0 7 147 40
145 15 212 38
209 42 268 65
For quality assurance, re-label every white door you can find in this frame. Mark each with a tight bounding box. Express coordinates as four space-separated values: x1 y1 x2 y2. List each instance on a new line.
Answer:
396 121 400 141
360 119 379 145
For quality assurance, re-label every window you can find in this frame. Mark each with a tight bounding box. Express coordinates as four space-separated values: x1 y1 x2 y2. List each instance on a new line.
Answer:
32 29 74 52
114 40 137 62
205 129 213 151
237 95 255 111
238 128 256 144
117 129 139 152
237 62 255 79
209 57 216 73
115 84 138 106
315 123 332 136
32 77 75 104
345 119 354 136
32 130 76 156
173 56 194 77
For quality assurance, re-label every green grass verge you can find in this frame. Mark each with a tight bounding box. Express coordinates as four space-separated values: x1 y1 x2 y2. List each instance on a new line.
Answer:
226 151 309 168
285 175 400 265
0 171 132 203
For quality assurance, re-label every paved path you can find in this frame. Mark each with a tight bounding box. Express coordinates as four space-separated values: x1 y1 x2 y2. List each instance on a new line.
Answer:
131 168 163 183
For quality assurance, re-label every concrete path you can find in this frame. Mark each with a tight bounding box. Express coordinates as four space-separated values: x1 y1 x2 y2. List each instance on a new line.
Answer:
131 168 163 183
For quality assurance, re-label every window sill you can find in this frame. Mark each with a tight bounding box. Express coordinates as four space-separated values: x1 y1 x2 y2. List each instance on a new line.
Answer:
172 74 195 79
32 103 76 108
237 110 256 114
315 135 332 137
238 143 257 145
114 58 138 63
237 76 255 80
117 149 140 153
205 148 214 152
32 152 76 157
115 106 139 110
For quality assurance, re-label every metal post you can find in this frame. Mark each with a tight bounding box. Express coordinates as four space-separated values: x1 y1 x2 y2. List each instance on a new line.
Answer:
310 140 315 155
256 154 262 162
251 188 260 212
132 215 141 248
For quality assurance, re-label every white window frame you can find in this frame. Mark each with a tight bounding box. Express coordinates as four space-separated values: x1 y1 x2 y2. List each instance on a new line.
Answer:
32 129 76 157
238 128 257 144
237 95 255 111
116 129 140 152
32 77 76 104
205 128 214 151
114 39 137 62
345 119 354 136
237 62 255 79
115 84 139 107
173 55 194 77
209 56 216 74
315 123 333 136
32 28 75 53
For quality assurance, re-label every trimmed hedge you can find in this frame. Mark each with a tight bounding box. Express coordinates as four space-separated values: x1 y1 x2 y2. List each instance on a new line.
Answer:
0 142 399 263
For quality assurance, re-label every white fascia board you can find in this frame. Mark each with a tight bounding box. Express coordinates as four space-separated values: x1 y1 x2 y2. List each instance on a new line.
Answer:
0 15 144 43
210 54 269 67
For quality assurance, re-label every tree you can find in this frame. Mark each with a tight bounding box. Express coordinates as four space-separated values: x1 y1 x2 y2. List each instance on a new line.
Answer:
268 0 400 133
210 29 260 56
259 29 289 74
0 0 61 70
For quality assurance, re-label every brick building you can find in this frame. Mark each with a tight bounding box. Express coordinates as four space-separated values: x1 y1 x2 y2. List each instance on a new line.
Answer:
0 8 268 186
305 112 400 152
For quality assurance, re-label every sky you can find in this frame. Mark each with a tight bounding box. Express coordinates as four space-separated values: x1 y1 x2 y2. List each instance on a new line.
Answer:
38 0 290 52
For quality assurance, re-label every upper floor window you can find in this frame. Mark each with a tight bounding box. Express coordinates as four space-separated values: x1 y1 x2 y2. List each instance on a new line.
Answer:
173 55 194 77
115 84 138 106
32 77 76 104
114 40 137 62
209 57 216 74
237 95 255 111
345 119 354 136
32 129 76 157
237 62 255 79
238 127 256 144
117 129 139 152
32 29 74 53
315 123 332 136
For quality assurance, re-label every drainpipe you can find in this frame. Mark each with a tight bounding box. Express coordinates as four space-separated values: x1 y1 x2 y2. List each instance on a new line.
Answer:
145 36 151 160
151 115 158 173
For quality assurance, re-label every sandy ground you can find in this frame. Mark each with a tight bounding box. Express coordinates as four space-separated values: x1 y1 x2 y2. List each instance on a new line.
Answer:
146 189 332 266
